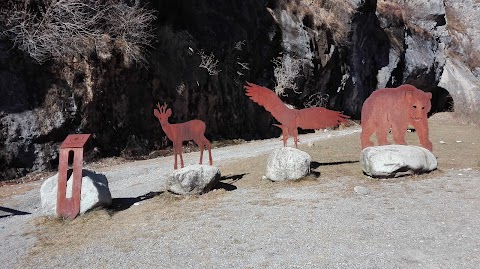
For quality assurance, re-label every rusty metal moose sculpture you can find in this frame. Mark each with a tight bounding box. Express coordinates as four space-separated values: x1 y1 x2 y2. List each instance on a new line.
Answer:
245 82 349 147
154 103 213 169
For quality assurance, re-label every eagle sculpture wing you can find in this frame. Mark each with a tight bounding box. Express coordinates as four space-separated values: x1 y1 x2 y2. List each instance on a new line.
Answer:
297 107 349 129
244 82 289 122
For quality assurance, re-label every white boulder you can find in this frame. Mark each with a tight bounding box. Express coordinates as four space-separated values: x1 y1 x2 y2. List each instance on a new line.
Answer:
40 169 112 216
168 165 221 195
266 147 311 181
360 145 437 178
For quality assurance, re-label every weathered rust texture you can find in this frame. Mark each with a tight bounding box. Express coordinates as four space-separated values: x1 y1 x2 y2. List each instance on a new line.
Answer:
57 134 90 219
154 103 213 169
361 84 433 151
245 82 349 147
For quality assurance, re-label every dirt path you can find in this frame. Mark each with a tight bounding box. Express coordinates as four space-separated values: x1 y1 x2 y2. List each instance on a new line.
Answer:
1 113 480 268
0 126 360 269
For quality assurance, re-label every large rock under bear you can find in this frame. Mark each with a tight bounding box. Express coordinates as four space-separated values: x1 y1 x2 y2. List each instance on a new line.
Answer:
360 145 437 178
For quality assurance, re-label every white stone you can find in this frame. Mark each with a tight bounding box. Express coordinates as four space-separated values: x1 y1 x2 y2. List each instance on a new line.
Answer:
40 169 112 216
354 186 370 195
266 147 311 181
168 165 220 195
360 145 437 178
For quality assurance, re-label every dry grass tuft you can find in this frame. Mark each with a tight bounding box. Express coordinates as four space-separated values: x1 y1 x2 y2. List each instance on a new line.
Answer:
376 1 405 23
377 0 433 38
277 0 357 44
444 3 480 72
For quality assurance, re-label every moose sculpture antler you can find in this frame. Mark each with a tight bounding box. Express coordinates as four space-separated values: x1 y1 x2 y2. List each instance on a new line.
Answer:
154 103 213 169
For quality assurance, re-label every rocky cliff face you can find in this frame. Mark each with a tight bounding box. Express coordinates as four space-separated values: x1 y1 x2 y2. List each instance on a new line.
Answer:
1 0 479 181
440 0 480 119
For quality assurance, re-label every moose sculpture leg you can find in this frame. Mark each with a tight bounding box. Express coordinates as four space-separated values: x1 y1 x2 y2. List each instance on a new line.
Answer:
154 102 213 169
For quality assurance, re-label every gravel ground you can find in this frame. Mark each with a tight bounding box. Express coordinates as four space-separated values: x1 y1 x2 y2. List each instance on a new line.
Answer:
2 124 480 268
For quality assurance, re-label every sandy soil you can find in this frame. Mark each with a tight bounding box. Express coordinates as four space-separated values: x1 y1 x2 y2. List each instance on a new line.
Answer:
1 112 479 268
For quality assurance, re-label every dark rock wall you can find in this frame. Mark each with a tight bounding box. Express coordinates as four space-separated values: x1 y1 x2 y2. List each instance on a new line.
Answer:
0 0 464 180
345 0 390 117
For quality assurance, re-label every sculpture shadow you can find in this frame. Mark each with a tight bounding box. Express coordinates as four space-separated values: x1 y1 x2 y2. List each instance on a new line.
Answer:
311 160 359 169
214 173 247 191
107 191 163 214
221 173 246 183
0 206 31 219
309 160 359 178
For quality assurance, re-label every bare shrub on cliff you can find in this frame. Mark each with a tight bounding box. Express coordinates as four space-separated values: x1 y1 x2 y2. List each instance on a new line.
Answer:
0 0 156 66
272 54 304 95
304 93 329 108
105 2 157 67
198 49 221 76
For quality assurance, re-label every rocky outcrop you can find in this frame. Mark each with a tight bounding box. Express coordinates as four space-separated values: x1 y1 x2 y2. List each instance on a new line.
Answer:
439 58 480 120
444 0 480 78
1 0 479 180
440 0 480 121
0 0 280 181
0 37 81 180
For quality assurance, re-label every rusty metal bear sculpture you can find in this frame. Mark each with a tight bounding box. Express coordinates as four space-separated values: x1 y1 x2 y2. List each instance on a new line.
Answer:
154 103 213 169
245 82 349 147
361 84 433 151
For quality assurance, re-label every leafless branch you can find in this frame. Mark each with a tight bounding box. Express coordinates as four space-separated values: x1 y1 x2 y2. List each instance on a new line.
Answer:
1 0 156 66
304 93 329 108
198 49 221 76
272 54 304 95
237 61 250 70
234 40 245 51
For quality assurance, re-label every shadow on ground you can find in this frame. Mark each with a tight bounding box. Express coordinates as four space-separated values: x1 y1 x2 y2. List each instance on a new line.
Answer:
310 160 359 177
108 191 163 213
214 173 248 191
0 206 31 219
311 160 359 169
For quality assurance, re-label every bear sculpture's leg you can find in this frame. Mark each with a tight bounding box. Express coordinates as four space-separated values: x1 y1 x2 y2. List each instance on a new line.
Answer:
360 123 375 149
376 121 390 146
413 120 433 151
391 121 408 145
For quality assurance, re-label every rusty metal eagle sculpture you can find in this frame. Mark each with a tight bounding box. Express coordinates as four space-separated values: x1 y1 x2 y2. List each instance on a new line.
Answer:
245 82 349 147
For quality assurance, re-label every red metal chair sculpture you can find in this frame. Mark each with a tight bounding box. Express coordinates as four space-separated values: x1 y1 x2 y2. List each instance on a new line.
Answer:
57 134 90 219
154 103 213 169
361 84 433 151
245 82 349 147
